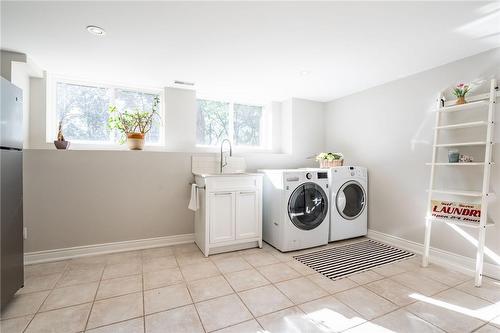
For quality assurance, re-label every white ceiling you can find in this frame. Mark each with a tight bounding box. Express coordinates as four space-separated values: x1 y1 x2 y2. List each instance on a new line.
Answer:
2 1 500 102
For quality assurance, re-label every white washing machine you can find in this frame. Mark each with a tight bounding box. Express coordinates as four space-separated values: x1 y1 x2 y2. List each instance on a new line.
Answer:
329 166 368 242
259 169 330 252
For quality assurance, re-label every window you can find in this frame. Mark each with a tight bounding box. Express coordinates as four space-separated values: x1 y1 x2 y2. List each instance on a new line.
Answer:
52 79 162 145
196 98 266 147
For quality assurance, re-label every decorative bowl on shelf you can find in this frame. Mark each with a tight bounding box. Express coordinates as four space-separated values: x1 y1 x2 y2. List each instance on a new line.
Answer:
54 140 70 150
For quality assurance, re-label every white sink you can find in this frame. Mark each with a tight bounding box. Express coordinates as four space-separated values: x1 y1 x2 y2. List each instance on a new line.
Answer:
194 172 263 189
193 172 254 177
192 155 247 176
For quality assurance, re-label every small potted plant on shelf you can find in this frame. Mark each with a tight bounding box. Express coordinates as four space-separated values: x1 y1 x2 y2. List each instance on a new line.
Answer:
54 120 70 150
316 152 344 168
108 96 160 150
452 83 471 105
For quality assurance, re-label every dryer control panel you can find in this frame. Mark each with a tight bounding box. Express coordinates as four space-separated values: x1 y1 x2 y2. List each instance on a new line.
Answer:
330 166 367 179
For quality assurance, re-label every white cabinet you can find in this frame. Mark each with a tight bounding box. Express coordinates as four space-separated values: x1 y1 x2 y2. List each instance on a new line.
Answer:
235 191 259 240
194 174 263 256
209 192 235 243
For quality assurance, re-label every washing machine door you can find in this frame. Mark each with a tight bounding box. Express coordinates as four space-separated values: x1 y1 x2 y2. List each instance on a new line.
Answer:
336 180 366 220
288 182 328 230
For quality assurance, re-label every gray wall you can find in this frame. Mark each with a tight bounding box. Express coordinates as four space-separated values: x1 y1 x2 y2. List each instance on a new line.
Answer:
23 149 320 252
325 47 500 263
23 150 194 252
23 89 325 252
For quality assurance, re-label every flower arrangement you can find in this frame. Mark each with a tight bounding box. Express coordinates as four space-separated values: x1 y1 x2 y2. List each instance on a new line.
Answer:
452 83 471 105
316 152 344 168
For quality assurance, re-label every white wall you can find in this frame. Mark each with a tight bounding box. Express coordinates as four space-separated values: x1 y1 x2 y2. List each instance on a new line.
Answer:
325 47 500 265
164 87 197 151
1 50 26 82
290 98 325 157
29 76 47 149
23 80 324 252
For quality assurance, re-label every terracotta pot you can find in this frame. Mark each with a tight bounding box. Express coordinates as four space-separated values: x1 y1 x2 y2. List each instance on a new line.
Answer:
456 96 466 105
126 132 145 150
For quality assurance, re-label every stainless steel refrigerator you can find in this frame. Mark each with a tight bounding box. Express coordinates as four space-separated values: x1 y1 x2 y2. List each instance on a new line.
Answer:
1 76 24 308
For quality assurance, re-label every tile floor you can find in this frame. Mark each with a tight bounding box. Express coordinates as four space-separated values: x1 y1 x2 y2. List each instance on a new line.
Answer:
1 239 500 333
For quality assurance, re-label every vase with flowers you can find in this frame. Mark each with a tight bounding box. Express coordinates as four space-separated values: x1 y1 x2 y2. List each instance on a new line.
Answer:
452 83 471 105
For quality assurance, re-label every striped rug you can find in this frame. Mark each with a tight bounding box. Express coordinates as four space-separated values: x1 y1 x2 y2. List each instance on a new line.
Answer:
293 239 415 280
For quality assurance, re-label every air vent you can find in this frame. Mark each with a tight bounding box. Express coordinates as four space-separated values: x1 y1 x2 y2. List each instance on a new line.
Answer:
174 80 195 86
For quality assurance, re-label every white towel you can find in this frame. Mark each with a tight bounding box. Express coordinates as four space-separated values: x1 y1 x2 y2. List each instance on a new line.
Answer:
188 184 199 211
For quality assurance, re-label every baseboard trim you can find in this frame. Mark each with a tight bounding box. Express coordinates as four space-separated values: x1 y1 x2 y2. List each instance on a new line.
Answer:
367 229 500 280
25 233 195 265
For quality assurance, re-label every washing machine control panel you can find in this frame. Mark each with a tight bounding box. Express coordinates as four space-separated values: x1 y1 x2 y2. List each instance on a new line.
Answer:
318 172 328 179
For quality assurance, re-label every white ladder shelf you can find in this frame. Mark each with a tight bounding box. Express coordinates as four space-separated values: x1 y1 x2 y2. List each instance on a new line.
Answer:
422 79 498 287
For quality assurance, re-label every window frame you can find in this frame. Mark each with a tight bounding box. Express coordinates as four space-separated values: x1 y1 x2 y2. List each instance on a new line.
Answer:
195 95 272 151
47 75 165 147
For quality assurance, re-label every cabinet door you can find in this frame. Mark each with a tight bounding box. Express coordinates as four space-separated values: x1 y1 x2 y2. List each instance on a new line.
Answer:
209 192 235 244
235 191 259 240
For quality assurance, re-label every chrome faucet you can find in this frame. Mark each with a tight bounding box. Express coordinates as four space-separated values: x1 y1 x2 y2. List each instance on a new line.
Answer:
220 139 233 173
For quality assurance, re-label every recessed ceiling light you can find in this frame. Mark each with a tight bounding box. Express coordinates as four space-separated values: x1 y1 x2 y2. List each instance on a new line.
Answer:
86 25 106 36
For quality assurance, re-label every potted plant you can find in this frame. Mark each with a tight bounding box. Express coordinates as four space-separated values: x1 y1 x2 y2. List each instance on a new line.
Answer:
452 83 471 105
316 152 344 168
108 96 160 150
54 120 70 150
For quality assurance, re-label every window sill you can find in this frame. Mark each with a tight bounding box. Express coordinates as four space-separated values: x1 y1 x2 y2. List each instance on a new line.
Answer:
34 142 282 154
41 142 168 152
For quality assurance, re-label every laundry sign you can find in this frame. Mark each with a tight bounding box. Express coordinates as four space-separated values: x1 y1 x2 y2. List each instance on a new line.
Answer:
431 200 481 223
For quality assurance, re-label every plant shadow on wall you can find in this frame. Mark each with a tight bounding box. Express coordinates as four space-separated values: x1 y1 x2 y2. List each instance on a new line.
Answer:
108 96 161 150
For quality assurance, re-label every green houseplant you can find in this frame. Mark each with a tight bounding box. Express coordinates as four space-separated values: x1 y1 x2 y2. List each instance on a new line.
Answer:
316 152 344 168
108 96 160 150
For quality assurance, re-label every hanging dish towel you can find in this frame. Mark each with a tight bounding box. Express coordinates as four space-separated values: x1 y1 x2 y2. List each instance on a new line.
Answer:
188 184 199 211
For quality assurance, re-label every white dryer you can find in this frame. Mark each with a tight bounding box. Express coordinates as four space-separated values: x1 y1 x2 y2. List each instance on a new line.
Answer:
259 169 330 252
329 166 368 242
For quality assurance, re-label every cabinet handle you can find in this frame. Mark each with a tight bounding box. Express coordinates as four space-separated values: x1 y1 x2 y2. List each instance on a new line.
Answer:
214 192 232 196
239 191 255 195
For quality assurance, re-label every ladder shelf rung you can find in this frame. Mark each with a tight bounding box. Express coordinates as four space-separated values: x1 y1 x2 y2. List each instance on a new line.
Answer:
427 189 496 197
435 121 489 130
438 100 490 113
426 162 494 166
434 141 489 148
428 217 495 228
443 91 500 107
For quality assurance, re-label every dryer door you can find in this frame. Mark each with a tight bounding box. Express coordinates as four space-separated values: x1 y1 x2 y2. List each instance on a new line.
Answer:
336 180 366 220
288 182 328 230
